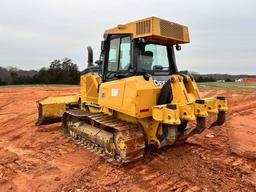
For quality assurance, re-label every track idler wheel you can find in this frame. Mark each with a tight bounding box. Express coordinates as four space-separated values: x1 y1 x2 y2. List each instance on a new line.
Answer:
62 112 80 137
114 132 127 158
114 128 145 162
62 112 70 136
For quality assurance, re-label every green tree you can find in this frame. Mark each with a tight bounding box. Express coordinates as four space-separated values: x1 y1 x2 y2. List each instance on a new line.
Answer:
47 58 79 84
0 78 7 85
32 67 49 84
10 69 19 84
1 58 80 85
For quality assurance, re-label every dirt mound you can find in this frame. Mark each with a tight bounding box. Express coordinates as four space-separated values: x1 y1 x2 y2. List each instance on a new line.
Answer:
0 86 255 191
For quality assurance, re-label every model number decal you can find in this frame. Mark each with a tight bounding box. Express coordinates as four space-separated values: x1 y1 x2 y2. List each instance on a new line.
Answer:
153 80 166 87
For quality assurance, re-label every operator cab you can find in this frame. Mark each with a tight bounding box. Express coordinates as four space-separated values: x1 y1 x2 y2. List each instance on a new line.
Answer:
87 17 189 82
101 34 178 82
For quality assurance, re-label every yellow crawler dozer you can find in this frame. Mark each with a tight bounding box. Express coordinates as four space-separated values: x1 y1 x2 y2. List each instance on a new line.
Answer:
36 17 228 164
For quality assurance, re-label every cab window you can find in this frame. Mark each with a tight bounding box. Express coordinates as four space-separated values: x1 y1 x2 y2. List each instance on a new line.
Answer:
137 43 169 72
107 35 131 72
108 38 119 71
119 36 131 70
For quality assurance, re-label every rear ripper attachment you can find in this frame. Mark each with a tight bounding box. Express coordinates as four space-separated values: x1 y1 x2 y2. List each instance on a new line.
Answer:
62 109 145 164
151 74 228 147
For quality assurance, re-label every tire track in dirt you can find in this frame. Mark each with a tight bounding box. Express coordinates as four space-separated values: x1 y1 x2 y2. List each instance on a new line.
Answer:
0 101 13 110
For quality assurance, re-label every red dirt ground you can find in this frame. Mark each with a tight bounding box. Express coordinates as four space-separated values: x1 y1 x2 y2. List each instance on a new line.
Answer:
0 86 255 192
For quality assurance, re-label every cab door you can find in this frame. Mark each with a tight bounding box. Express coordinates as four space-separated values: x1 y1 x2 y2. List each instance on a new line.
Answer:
103 35 132 82
99 35 131 108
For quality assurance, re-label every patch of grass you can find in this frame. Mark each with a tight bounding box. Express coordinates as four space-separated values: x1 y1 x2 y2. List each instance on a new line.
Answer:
198 82 256 90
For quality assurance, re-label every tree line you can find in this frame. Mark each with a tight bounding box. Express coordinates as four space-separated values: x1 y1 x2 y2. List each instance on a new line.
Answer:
1 60 244 86
181 71 236 82
0 58 80 85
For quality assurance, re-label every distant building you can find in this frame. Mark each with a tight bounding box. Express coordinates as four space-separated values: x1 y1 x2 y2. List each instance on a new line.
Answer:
238 78 256 82
217 80 225 82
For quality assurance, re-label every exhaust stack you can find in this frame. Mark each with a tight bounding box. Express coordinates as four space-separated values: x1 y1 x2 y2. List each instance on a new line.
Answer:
87 46 94 67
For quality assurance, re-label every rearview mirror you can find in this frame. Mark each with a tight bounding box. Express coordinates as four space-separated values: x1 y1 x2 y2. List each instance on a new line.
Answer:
95 60 102 65
176 44 181 51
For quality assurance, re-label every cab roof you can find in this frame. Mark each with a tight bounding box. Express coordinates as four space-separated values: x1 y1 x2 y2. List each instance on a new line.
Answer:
104 16 190 44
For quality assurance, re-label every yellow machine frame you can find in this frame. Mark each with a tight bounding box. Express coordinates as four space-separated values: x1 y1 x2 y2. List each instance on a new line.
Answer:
80 72 227 147
36 16 228 153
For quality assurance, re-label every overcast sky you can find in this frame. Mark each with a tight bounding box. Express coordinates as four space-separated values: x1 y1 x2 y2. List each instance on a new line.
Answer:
1 0 256 74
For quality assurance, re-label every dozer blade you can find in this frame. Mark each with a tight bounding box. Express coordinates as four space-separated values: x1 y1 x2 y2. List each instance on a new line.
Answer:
36 94 80 126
